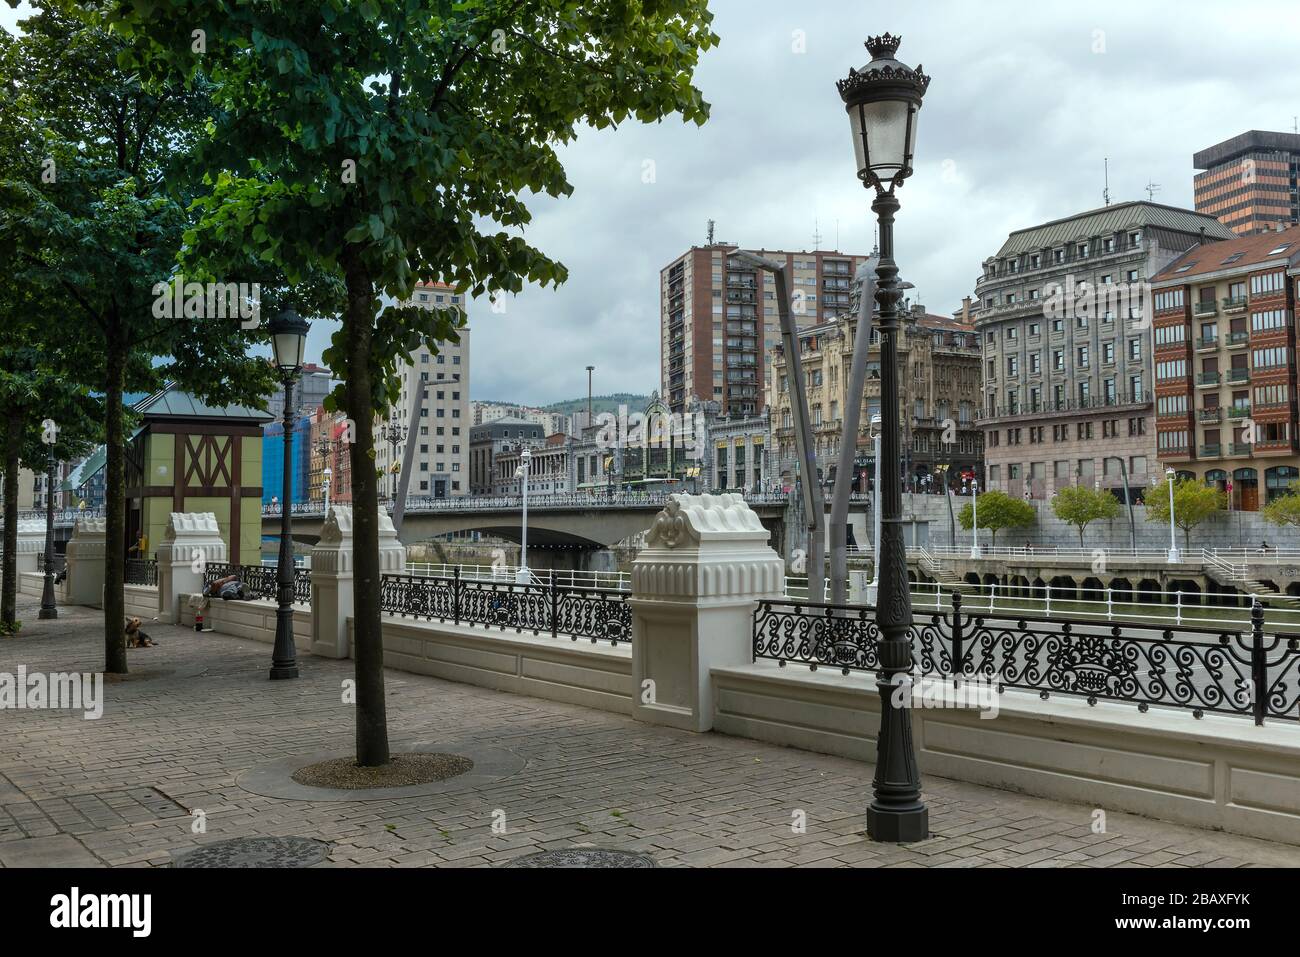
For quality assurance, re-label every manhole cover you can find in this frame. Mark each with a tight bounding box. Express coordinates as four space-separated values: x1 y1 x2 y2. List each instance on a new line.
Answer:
172 836 330 868
504 848 657 869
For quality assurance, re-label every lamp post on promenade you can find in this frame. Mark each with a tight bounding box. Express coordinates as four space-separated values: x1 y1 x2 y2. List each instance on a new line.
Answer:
268 307 310 680
838 31 931 842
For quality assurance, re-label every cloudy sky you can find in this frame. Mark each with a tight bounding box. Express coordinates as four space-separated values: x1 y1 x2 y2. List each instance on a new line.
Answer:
6 1 1299 405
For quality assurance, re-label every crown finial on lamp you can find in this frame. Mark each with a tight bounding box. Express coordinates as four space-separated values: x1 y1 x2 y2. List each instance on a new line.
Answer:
866 33 902 58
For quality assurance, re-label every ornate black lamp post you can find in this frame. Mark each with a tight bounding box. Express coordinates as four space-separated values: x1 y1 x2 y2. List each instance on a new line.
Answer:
268 307 310 680
38 437 58 620
838 32 930 842
380 422 408 501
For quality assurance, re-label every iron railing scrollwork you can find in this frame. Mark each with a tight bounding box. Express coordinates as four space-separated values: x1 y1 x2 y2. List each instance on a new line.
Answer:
379 571 631 645
754 591 1300 724
124 558 158 586
203 561 310 605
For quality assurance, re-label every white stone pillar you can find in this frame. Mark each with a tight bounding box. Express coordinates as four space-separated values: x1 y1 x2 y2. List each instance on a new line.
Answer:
64 517 107 608
14 519 43 574
310 505 406 659
630 493 784 732
156 513 227 624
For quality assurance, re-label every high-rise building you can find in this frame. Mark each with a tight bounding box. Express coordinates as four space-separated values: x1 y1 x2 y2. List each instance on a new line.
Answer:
375 281 471 499
660 243 873 416
1194 131 1300 236
1150 224 1300 510
974 201 1233 499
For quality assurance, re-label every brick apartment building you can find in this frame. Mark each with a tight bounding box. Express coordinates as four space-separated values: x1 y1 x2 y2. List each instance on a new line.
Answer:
1194 131 1300 236
1151 224 1300 509
660 243 872 416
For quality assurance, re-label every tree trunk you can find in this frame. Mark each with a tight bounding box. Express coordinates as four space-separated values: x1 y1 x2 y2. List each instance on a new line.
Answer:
342 245 389 767
103 330 128 674
1 409 20 631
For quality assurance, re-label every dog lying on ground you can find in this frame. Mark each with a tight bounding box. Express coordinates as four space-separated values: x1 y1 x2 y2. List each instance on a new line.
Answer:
124 617 157 648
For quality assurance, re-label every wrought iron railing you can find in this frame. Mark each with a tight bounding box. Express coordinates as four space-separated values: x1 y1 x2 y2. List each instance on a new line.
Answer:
124 558 158 586
203 561 311 605
753 593 1300 725
378 571 632 645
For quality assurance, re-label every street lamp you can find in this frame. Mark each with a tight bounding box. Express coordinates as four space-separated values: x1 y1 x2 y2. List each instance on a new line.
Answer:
381 422 408 501
1165 466 1180 563
322 466 332 513
268 306 310 680
39 431 57 620
515 447 532 584
969 479 981 559
839 32 930 842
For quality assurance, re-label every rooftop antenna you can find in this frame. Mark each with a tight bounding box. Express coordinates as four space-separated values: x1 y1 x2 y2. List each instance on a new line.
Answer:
1103 157 1110 207
706 219 715 245
1145 179 1161 202
813 217 823 250
835 218 840 251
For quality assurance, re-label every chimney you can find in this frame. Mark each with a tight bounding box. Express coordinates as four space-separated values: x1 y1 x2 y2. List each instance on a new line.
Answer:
1277 221 1286 233
961 296 972 324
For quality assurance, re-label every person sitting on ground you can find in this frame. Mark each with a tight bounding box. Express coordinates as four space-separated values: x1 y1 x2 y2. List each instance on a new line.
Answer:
206 574 254 601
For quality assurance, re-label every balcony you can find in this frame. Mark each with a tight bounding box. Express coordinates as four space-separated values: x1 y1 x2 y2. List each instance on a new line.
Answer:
1227 368 1250 384
1199 443 1221 457
1226 331 1249 348
1196 336 1218 351
1198 407 1222 423
1222 296 1248 313
1227 404 1252 420
1230 442 1253 455
1192 301 1218 318
1196 372 1220 387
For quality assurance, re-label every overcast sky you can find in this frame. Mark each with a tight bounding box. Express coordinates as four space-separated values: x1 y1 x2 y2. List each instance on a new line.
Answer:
7 1 1300 405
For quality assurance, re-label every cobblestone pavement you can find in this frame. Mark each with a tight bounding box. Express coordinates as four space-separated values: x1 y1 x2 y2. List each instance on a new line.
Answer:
3 597 1300 869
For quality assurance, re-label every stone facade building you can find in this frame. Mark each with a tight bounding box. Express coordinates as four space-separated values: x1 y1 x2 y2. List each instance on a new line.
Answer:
973 201 1233 500
374 281 471 498
768 299 983 495
468 418 546 496
1151 224 1300 509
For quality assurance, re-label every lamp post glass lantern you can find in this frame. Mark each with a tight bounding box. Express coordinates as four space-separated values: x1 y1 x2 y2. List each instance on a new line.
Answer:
268 307 310 680
839 32 930 843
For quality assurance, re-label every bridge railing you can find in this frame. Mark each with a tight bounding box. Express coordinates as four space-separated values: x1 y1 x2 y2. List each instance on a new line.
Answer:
754 592 1299 724
379 571 631 645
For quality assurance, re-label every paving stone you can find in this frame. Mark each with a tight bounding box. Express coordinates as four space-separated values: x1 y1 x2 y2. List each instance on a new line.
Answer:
1 598 1297 869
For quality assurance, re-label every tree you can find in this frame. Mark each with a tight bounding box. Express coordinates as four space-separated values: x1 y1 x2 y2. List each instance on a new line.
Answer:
0 4 276 671
1051 485 1121 547
1144 477 1226 550
1261 480 1300 528
0 344 101 634
104 0 719 766
958 490 1036 547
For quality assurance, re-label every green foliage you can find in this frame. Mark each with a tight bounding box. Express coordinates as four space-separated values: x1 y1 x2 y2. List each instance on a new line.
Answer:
103 0 719 416
100 0 718 763
1144 477 1227 549
1262 480 1300 528
958 490 1037 546
1051 485 1122 546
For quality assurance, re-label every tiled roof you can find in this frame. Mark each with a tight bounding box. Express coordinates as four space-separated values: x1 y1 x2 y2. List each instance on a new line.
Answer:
995 201 1233 258
1151 225 1300 284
